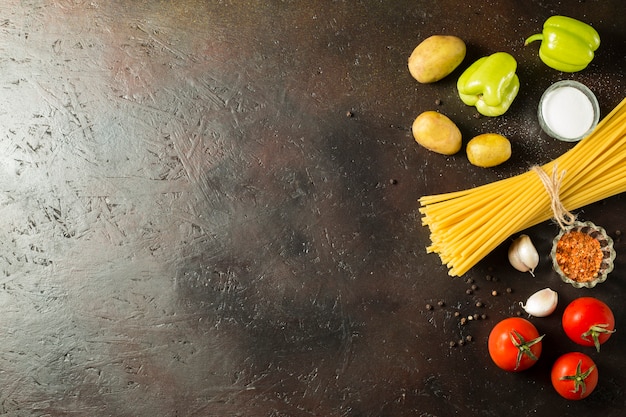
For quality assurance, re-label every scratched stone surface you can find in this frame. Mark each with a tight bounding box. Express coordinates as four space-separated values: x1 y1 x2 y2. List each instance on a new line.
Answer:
0 1 624 416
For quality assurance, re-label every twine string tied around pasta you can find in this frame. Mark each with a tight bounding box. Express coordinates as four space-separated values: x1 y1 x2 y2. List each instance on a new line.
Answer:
532 165 576 230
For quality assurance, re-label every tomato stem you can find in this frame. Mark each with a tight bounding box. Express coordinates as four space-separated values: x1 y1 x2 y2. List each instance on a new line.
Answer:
509 329 545 370
560 360 595 397
582 323 615 352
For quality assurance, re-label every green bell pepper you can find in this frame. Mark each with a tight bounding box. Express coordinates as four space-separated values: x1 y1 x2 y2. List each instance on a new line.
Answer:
457 52 520 117
525 15 600 73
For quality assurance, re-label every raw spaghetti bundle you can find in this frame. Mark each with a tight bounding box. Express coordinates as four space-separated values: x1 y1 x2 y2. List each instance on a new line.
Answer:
420 97 626 276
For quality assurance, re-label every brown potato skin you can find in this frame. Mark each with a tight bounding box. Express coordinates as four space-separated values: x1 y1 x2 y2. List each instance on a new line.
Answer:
408 35 466 83
412 111 462 155
466 133 512 167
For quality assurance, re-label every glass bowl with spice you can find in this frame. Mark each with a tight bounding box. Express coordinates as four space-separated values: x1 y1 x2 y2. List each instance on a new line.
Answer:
551 221 616 288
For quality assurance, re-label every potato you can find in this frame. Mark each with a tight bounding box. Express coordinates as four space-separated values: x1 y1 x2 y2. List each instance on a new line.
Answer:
412 111 462 155
408 35 466 83
466 133 512 168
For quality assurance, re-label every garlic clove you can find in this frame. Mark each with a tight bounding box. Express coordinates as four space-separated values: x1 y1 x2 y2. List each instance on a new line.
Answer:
520 288 558 317
508 234 539 275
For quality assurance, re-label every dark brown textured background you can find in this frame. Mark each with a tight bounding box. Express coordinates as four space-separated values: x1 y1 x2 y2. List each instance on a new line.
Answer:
0 1 624 416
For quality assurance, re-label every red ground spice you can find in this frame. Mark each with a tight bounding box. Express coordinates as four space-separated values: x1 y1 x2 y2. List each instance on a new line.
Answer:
555 231 603 282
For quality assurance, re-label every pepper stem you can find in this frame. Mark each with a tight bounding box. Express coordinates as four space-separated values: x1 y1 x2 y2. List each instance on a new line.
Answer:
524 33 544 46
509 329 545 370
582 324 616 352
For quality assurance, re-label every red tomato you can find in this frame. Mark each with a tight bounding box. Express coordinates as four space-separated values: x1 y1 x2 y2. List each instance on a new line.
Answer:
551 352 598 400
562 297 615 352
488 317 544 372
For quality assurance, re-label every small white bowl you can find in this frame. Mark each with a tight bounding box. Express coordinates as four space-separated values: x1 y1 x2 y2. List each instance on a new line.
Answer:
538 80 600 142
